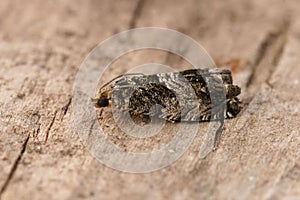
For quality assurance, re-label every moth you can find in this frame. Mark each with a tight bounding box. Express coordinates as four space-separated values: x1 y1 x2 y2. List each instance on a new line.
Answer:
93 68 242 123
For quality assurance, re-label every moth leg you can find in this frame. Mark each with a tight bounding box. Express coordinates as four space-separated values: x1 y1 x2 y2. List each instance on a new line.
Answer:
166 118 177 123
213 119 225 150
160 111 180 123
198 103 226 149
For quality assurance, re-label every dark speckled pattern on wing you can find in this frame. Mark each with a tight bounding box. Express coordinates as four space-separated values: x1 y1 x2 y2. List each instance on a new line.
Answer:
94 68 242 122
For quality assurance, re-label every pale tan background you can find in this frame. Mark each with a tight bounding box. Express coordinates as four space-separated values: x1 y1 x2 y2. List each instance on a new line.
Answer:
0 0 299 199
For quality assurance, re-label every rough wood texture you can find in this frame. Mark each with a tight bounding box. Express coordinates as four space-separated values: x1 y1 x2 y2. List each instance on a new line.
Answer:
0 0 299 199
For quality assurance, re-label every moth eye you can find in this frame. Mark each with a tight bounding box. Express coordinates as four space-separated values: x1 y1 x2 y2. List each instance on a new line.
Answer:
97 97 109 107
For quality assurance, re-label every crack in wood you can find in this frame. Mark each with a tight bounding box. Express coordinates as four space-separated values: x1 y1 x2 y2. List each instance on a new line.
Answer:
265 31 289 87
129 0 145 29
246 34 277 87
233 19 291 142
32 112 41 137
88 118 97 138
35 124 41 138
246 18 290 89
60 97 72 121
0 134 30 199
44 111 57 143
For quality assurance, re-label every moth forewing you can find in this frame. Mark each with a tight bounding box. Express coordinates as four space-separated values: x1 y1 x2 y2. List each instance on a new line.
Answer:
94 68 242 122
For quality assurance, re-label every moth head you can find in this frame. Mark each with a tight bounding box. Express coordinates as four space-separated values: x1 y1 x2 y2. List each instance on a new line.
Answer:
92 73 144 108
93 89 111 108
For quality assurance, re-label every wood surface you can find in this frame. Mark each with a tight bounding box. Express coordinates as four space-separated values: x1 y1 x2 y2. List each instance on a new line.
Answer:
0 0 299 199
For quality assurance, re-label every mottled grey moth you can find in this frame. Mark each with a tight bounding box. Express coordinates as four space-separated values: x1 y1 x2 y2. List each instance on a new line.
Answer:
93 68 241 123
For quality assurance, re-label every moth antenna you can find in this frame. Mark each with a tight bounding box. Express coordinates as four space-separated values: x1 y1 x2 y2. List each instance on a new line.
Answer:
98 73 144 92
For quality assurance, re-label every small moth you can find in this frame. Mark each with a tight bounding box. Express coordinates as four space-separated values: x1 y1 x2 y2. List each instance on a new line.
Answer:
93 68 241 123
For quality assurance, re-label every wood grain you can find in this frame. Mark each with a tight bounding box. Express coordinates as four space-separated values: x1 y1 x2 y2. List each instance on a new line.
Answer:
0 0 299 199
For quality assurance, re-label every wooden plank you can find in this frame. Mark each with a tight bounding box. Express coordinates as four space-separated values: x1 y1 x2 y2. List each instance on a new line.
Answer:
1 0 299 199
